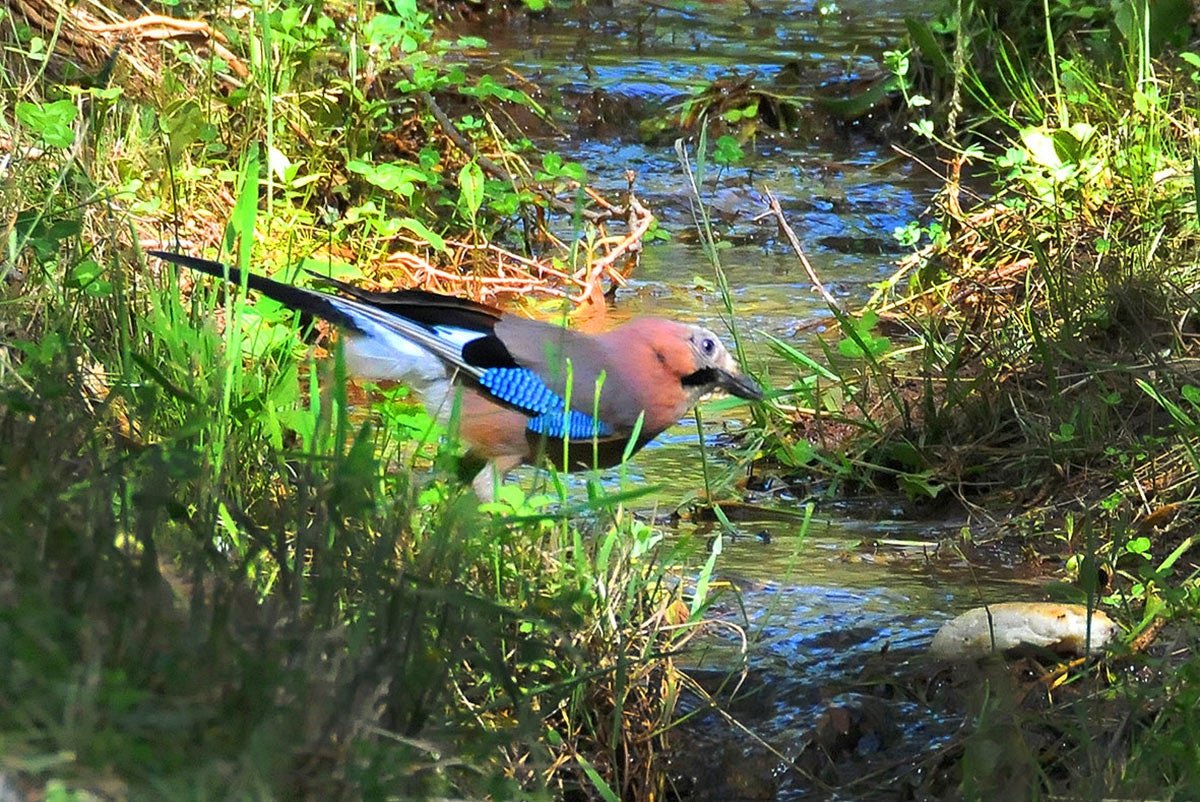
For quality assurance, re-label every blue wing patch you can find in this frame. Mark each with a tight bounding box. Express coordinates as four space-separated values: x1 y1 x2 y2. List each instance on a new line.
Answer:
527 410 611 440
479 367 561 414
479 367 612 439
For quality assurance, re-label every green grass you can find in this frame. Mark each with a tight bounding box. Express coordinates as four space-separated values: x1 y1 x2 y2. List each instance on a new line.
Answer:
0 2 746 798
1 198 720 798
729 0 1200 796
751 0 1200 501
20 0 1200 796
633 0 1200 796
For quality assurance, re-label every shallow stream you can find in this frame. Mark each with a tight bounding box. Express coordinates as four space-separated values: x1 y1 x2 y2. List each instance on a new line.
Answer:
463 2 1051 796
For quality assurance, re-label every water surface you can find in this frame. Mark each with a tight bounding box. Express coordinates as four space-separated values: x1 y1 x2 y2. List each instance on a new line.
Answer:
464 2 1047 794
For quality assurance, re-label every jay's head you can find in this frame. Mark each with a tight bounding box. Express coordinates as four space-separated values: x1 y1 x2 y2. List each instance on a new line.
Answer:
617 318 763 405
682 324 764 402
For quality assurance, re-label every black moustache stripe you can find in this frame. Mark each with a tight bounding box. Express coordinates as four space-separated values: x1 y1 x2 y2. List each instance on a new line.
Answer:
681 367 718 388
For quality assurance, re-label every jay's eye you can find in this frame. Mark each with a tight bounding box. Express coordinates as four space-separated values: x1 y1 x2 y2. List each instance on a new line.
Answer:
701 337 717 356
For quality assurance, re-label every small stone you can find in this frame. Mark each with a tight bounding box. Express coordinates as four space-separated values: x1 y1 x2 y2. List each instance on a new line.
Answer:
930 602 1119 660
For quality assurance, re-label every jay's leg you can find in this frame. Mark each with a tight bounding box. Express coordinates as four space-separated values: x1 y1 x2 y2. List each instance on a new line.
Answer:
471 455 524 502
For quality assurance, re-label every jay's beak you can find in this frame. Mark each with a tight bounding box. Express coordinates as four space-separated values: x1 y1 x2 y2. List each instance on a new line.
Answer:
717 368 764 401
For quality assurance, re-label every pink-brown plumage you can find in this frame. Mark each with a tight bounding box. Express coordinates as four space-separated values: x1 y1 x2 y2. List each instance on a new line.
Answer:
148 250 763 499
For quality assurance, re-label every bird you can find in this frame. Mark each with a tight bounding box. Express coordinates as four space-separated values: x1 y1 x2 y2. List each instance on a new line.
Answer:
147 250 764 499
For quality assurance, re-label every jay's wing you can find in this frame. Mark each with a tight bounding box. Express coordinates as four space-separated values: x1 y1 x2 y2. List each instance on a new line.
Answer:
149 251 612 439
305 273 504 345
309 273 615 439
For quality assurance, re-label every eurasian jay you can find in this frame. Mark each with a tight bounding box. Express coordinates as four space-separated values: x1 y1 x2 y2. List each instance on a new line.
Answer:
147 251 763 498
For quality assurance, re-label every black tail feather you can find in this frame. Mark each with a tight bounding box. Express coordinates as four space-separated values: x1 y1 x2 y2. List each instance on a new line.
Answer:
305 271 503 333
146 250 361 332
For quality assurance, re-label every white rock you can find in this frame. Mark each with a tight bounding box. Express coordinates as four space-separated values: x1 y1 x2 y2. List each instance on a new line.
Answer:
930 602 1119 660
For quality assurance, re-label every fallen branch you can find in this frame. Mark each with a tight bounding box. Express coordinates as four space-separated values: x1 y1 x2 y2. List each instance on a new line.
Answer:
764 187 842 313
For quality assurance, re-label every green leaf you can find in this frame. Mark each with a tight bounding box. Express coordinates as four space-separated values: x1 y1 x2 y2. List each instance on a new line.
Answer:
87 86 123 101
1051 123 1095 164
394 218 446 251
536 152 587 183
775 438 817 468
1021 127 1063 170
722 101 758 122
910 118 935 138
712 135 743 166
1193 153 1200 229
815 74 900 119
837 322 890 359
690 528 723 618
1050 422 1076 443
67 260 112 296
898 471 944 500
226 147 260 268
16 99 78 148
1126 536 1152 556
298 257 362 282
1137 378 1197 428
905 17 952 76
267 145 292 183
576 755 620 802
561 161 586 182
763 332 839 380
458 160 485 219
882 440 925 470
346 160 427 197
